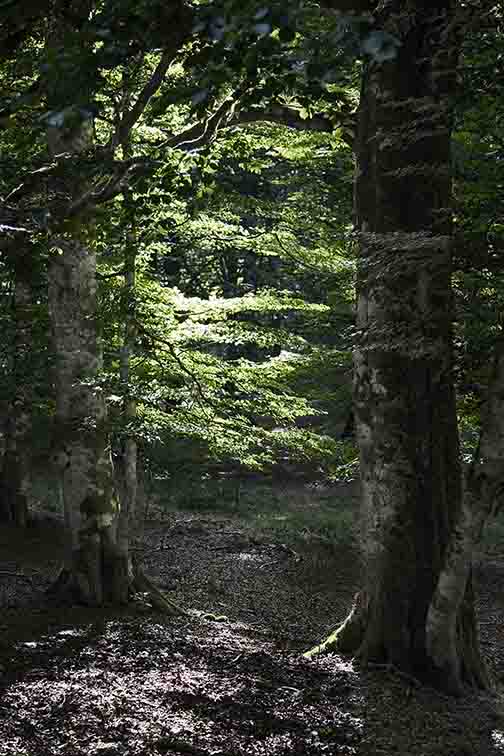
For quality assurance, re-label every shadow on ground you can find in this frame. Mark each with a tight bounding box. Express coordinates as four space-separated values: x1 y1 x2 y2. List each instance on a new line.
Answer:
1 493 504 755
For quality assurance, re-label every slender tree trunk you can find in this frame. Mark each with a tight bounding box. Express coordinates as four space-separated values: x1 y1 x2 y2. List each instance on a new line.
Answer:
114 218 139 596
48 236 183 613
112 113 141 587
0 415 30 527
0 274 34 526
426 340 504 689
306 1 489 694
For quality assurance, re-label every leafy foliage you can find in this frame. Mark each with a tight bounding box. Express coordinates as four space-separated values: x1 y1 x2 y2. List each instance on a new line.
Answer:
1 0 502 506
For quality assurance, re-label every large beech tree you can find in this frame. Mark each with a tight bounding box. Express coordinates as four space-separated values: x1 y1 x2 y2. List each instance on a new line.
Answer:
44 6 139 605
305 0 502 694
41 5 190 610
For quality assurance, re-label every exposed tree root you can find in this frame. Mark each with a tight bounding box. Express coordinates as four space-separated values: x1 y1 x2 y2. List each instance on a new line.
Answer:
304 593 366 660
46 563 187 617
201 612 228 622
131 566 187 617
304 587 491 697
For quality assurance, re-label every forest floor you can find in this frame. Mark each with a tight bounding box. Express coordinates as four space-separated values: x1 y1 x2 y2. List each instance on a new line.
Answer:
1 480 504 755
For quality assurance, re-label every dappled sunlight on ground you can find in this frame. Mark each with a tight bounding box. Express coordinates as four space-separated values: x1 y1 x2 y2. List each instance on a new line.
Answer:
492 730 504 751
1 616 364 756
2 503 504 755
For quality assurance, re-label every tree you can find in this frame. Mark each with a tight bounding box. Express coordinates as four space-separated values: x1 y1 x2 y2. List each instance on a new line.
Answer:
305 0 492 694
0 229 50 528
0 271 33 527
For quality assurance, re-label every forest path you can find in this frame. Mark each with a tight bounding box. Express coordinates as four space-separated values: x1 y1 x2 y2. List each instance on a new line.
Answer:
0 488 504 755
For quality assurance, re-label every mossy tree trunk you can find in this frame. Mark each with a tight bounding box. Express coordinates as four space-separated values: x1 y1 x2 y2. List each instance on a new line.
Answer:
306 1 490 694
48 236 130 605
48 237 184 613
45 28 183 612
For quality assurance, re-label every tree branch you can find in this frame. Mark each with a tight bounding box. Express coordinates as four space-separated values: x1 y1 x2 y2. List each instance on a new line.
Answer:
64 155 158 217
112 50 176 149
26 92 352 222
166 100 354 152
165 93 243 151
231 105 355 147
232 105 333 133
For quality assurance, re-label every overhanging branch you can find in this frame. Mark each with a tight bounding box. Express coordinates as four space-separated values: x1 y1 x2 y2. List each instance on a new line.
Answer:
111 9 195 152
230 105 355 146
166 100 354 152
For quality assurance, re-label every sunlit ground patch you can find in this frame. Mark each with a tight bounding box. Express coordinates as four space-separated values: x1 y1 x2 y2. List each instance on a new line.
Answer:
0 616 364 756
492 730 504 751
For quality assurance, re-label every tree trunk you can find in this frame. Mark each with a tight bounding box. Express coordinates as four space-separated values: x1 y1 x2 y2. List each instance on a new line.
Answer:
114 214 139 595
43 7 132 601
48 237 130 605
45 46 182 613
426 340 504 690
306 1 489 693
48 238 183 612
0 415 30 527
0 273 34 526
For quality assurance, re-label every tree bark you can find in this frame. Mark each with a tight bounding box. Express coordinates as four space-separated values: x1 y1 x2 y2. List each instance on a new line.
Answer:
306 1 489 694
48 236 130 605
114 216 139 596
0 272 34 526
426 341 504 690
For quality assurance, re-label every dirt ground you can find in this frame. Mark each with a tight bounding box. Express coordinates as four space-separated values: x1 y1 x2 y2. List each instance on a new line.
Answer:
1 484 504 756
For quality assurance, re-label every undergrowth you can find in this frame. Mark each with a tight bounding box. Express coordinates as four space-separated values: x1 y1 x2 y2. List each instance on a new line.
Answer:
153 477 359 550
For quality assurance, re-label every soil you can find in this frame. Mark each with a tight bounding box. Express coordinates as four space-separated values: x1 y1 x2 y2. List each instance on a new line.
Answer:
1 485 504 756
